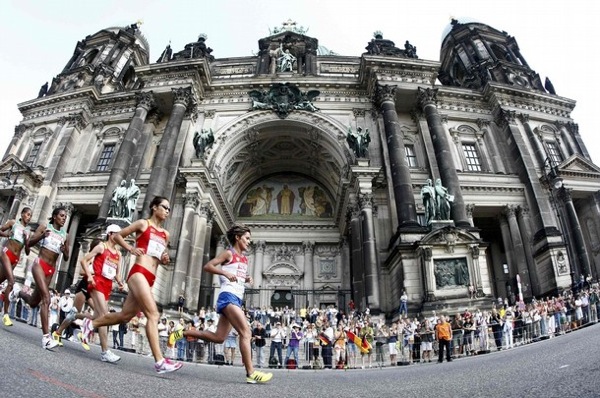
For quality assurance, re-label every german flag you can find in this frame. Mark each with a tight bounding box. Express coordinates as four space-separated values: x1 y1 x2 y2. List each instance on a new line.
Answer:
318 332 331 346
345 330 371 353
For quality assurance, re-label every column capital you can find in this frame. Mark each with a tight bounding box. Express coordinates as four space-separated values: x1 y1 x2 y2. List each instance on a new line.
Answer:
416 87 438 109
517 113 530 124
469 244 480 259
172 87 193 107
517 205 530 217
254 240 266 253
302 241 315 254
198 202 213 218
184 191 200 209
476 118 491 130
557 186 572 202
566 122 579 136
56 202 74 216
465 203 475 218
67 113 88 130
374 84 397 106
92 121 105 132
135 91 156 111
502 204 517 218
204 109 216 119
13 187 28 201
494 108 517 129
352 108 366 118
14 124 30 138
358 193 374 210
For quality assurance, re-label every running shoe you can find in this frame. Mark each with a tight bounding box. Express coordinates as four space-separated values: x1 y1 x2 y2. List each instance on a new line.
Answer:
52 331 64 347
65 307 77 323
155 358 183 374
3 313 13 327
78 332 90 351
168 329 184 346
80 318 94 344
42 334 59 350
246 370 273 384
101 350 121 363
9 284 21 301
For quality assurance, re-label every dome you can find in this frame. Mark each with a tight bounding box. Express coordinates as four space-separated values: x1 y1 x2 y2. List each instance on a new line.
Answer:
441 17 483 41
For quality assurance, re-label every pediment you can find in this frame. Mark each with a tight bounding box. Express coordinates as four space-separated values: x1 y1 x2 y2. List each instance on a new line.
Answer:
421 225 480 246
557 154 600 176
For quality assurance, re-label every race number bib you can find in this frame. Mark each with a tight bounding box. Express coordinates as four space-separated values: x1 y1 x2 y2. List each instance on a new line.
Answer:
101 259 117 279
146 234 166 259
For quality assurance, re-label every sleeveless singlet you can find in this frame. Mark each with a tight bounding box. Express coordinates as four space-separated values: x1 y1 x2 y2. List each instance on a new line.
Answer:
92 243 121 281
9 222 30 246
136 220 167 260
40 224 67 254
219 248 248 299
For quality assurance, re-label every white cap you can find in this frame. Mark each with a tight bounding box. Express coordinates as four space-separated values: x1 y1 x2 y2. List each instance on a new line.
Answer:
64 289 71 294
106 224 121 234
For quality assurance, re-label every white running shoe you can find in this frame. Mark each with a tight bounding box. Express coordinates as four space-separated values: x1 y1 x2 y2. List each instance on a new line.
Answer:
80 318 94 344
43 334 59 350
9 284 21 301
155 358 183 374
101 350 121 363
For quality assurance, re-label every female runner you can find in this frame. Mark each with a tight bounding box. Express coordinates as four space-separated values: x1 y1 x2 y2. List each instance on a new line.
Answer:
18 207 69 350
0 207 32 326
170 224 273 383
80 197 182 374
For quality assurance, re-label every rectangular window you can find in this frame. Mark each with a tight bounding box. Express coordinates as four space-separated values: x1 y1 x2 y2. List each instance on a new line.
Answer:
405 145 418 168
25 142 42 167
462 143 482 172
547 142 562 166
96 144 115 171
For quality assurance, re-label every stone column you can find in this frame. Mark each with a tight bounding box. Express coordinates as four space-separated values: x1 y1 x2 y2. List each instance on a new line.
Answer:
171 191 198 303
340 238 351 292
469 245 483 292
375 84 419 228
477 119 506 174
499 214 514 276
36 119 66 169
359 193 380 311
417 87 469 227
518 114 547 167
420 246 435 300
6 187 27 222
566 122 591 161
557 187 592 279
142 87 192 217
504 205 531 298
554 121 577 158
185 203 210 311
349 204 365 310
37 114 87 222
99 91 155 217
4 125 28 159
253 241 266 291
517 206 540 296
302 241 314 291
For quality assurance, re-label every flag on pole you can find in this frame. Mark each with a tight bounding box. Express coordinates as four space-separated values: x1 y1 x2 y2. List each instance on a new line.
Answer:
345 330 371 353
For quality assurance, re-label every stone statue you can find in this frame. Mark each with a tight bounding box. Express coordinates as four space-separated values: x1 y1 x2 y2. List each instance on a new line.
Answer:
544 77 556 95
108 179 128 218
421 178 436 225
193 129 215 158
126 179 140 222
38 82 48 98
346 126 371 158
404 41 418 58
278 48 296 72
434 178 453 220
156 44 172 63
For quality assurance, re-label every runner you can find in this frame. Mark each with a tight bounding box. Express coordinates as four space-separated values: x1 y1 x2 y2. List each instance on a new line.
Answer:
169 224 273 384
16 207 69 350
80 196 182 374
0 207 32 326
70 225 124 363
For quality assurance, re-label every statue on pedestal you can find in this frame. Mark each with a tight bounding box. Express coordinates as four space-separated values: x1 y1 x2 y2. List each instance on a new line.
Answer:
434 178 453 220
421 179 436 225
126 179 140 222
108 180 128 218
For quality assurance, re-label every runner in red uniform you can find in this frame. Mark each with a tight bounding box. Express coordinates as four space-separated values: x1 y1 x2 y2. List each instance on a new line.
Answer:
0 207 32 326
69 225 124 363
80 196 182 374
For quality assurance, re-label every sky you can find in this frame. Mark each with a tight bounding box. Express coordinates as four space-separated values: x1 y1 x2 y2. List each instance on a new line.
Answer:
1 0 598 164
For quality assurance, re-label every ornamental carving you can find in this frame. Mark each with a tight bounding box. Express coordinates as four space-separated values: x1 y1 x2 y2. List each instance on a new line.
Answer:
248 83 320 118
272 243 297 262
172 87 193 107
358 193 374 210
416 87 438 108
135 91 156 111
184 191 200 209
374 84 397 105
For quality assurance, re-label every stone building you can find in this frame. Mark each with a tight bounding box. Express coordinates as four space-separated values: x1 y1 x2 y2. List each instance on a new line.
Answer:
2 19 599 317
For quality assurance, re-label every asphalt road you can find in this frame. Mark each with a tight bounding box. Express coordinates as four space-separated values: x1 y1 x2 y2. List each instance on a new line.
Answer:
1 320 599 398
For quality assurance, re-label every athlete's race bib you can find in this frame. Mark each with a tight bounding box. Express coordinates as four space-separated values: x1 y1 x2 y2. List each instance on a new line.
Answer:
101 258 118 280
146 233 166 259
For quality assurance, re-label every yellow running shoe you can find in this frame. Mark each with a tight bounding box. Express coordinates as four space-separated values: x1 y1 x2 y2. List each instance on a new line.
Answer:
78 332 90 351
168 329 184 346
3 314 13 327
246 370 273 384
52 331 64 347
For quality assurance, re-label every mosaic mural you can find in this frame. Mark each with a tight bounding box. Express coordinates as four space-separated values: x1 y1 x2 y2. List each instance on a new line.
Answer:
238 175 333 219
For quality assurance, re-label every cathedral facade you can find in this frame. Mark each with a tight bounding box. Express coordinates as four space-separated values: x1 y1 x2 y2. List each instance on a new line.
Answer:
2 19 599 317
